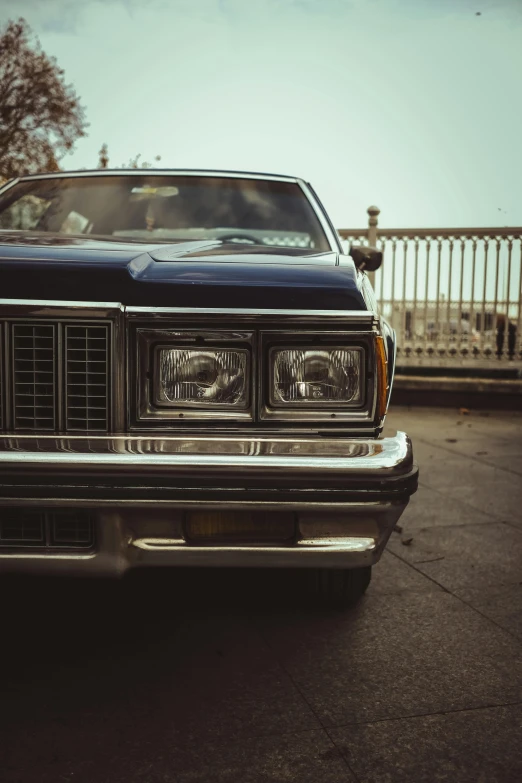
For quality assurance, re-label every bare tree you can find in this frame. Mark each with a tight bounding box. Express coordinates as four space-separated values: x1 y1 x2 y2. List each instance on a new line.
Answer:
126 153 162 169
0 18 87 179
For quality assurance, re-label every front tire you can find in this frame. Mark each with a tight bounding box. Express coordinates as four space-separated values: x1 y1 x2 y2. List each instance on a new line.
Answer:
315 566 372 609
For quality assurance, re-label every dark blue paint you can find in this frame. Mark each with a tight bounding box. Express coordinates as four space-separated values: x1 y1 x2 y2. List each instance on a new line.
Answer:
0 233 367 311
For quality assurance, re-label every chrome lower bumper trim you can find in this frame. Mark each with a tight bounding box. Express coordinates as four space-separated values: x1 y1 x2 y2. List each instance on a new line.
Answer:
0 501 405 573
0 431 417 498
0 500 407 576
0 432 417 574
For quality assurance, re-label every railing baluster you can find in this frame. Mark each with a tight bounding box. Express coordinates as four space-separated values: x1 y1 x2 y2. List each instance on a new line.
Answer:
435 237 442 350
401 239 408 349
515 236 522 359
424 238 431 358
447 238 454 354
412 237 419 345
506 237 513 324
481 238 489 358
458 239 465 353
493 238 501 357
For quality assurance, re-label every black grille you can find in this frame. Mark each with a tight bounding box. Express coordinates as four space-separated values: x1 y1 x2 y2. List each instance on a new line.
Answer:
0 320 111 434
0 509 94 549
0 323 2 430
13 324 56 431
65 325 109 431
0 510 45 545
51 511 94 546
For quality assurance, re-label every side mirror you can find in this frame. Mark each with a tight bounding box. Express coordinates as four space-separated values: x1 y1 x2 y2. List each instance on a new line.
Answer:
349 244 383 272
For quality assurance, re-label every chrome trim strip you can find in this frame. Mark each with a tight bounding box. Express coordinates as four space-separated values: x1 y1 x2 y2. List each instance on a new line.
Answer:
0 552 96 561
0 299 123 318
12 169 300 183
0 177 19 195
0 301 375 324
0 432 383 443
0 544 378 570
0 431 412 475
132 537 376 553
127 307 376 324
0 498 402 510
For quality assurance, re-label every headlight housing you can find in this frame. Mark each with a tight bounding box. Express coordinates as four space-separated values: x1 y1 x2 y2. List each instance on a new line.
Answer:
133 325 374 427
270 347 362 406
156 348 248 408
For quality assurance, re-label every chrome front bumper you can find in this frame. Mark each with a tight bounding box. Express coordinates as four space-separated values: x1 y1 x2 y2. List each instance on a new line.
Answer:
0 432 417 575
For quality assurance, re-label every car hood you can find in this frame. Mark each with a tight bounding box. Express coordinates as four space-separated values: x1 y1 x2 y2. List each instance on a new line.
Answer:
0 232 366 311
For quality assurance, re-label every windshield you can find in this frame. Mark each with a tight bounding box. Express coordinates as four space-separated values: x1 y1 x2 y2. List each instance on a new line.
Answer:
0 174 331 251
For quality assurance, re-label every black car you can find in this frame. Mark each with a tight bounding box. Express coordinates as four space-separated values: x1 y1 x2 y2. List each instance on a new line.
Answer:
0 169 417 606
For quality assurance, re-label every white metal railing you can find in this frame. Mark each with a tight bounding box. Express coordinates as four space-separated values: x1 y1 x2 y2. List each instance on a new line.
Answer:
339 208 522 368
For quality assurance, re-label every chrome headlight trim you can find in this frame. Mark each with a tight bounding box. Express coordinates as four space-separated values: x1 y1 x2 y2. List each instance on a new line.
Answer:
134 328 254 423
154 346 250 409
269 346 364 408
131 323 378 429
260 331 374 423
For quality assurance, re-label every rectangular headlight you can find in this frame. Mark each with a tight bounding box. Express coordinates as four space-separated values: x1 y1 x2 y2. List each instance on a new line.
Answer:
271 347 362 406
156 348 248 407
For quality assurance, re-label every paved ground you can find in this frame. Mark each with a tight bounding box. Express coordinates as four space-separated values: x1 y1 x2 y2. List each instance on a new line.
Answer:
1 407 521 783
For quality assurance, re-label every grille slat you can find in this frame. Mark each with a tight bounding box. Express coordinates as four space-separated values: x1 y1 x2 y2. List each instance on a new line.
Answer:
13 324 56 431
65 325 109 432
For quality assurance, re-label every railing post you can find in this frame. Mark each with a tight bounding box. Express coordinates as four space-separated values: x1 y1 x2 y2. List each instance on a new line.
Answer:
367 205 380 288
367 205 380 246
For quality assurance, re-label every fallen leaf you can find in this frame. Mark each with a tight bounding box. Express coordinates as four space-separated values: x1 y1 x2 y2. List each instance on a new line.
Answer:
459 407 470 415
401 535 413 546
415 556 445 564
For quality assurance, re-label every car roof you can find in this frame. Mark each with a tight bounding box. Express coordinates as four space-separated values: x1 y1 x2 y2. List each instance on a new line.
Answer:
16 169 304 184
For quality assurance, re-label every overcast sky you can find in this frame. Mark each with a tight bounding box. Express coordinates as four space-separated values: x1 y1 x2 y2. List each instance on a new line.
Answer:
1 0 521 229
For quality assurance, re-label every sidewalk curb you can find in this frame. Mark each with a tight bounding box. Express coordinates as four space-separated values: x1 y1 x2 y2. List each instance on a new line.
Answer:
392 375 522 410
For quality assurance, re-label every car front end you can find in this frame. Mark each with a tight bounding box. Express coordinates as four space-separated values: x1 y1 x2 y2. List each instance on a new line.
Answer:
0 170 418 604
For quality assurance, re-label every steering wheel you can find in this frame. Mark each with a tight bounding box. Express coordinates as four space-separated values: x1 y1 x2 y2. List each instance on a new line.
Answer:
218 233 261 245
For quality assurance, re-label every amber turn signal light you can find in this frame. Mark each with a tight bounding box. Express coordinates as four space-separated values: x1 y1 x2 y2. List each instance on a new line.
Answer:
375 336 389 419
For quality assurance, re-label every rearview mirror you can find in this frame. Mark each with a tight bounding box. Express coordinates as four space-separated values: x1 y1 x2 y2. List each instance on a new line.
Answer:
349 244 383 272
